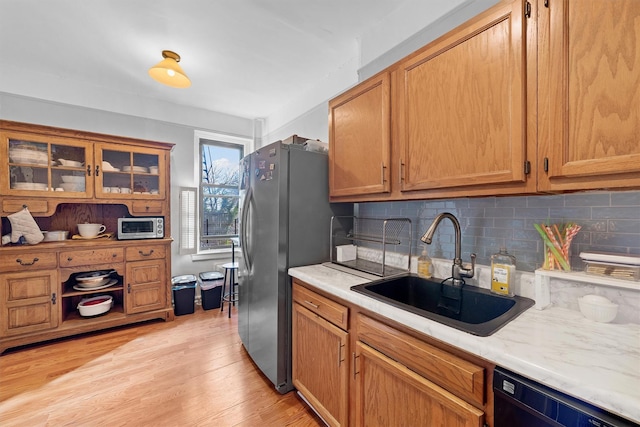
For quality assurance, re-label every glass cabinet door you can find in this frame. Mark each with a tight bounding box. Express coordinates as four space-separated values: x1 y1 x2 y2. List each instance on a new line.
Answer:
96 145 165 198
3 132 91 197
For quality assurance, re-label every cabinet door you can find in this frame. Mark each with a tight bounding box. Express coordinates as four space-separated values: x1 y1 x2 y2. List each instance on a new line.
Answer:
354 342 484 427
1 129 93 198
329 72 391 198
95 144 166 199
397 0 527 192
538 0 640 191
292 303 349 427
125 259 166 314
0 270 58 337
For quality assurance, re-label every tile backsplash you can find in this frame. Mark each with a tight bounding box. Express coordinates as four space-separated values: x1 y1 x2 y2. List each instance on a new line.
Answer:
357 190 640 272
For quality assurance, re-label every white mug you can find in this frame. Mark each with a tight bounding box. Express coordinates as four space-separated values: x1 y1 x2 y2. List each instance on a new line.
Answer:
77 223 106 238
120 188 131 194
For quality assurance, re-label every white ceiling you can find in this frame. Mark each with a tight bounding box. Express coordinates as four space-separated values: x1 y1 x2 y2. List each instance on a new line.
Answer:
0 0 420 121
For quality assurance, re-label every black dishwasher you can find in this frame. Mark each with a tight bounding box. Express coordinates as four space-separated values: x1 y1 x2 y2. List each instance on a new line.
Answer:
493 367 638 427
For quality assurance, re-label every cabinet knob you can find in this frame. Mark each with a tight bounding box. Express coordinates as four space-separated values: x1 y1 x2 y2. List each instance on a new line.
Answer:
51 293 57 305
16 257 39 266
95 165 100 176
127 283 131 294
67 256 73 262
112 253 117 258
86 165 92 176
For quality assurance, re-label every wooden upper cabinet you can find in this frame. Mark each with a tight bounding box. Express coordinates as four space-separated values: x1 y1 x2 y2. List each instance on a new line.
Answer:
329 72 391 198
397 0 527 192
538 0 640 191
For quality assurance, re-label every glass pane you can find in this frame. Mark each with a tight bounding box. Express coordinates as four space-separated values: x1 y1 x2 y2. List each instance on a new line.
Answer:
200 237 236 251
103 150 131 171
52 144 85 167
202 186 239 196
10 166 49 190
8 139 48 166
201 145 241 186
133 153 159 171
133 175 159 193
201 197 239 237
53 169 86 192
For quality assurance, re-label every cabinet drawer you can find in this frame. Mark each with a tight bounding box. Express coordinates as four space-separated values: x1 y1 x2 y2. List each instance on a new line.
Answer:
0 252 57 272
293 281 348 330
3 200 49 214
131 201 164 214
357 314 485 407
125 245 166 261
59 248 124 267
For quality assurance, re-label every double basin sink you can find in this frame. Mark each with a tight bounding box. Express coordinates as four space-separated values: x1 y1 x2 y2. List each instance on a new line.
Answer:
351 274 534 336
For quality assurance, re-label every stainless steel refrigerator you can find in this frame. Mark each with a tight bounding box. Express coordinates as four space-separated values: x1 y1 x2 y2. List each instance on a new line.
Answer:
238 140 350 393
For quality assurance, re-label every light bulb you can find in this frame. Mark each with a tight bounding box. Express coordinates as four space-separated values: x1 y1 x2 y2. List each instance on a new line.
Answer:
167 69 175 77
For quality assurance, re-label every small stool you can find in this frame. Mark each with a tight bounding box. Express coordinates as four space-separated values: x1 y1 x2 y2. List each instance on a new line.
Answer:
220 262 238 318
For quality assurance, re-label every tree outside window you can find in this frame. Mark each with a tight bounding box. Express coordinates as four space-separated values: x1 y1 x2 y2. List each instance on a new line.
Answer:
200 139 243 251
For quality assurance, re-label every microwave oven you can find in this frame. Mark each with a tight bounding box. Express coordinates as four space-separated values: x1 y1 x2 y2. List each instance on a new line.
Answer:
117 217 164 240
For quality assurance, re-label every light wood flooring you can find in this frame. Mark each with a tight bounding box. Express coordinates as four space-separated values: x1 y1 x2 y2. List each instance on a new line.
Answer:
0 305 323 427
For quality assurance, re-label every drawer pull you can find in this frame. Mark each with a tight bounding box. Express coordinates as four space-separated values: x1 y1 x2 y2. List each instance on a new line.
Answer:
353 352 360 379
16 257 39 266
304 300 319 309
138 249 155 257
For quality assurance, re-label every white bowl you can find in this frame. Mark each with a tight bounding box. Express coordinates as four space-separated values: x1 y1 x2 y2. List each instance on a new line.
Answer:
77 295 113 317
61 175 85 183
60 183 85 192
43 230 69 241
578 295 618 323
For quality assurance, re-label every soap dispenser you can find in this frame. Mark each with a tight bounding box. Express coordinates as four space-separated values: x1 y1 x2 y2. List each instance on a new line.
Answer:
417 247 433 279
491 247 516 296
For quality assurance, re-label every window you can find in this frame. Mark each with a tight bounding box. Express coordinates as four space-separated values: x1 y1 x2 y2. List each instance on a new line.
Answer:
199 138 244 251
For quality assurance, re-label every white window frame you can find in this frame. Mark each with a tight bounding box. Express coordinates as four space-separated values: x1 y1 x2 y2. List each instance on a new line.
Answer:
189 130 252 258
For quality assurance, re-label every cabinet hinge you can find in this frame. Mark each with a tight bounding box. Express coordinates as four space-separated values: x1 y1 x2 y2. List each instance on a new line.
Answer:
524 160 531 175
525 2 532 18
543 157 549 172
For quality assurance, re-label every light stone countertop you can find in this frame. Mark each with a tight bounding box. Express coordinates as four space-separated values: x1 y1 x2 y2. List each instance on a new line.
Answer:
289 263 640 424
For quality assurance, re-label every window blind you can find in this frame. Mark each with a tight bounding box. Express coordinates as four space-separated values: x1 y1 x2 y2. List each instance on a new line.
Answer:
179 187 197 255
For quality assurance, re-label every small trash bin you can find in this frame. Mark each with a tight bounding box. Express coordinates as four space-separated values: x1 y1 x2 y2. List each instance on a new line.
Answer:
199 271 224 310
171 274 197 316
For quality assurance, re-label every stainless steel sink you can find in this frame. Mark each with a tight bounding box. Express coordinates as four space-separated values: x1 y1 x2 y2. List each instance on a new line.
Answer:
351 274 534 336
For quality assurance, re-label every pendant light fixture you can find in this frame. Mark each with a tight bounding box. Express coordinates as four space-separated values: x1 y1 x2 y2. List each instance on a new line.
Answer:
149 50 191 88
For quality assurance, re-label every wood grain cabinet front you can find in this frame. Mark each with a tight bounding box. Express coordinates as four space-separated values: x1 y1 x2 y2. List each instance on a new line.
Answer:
59 248 125 268
328 72 391 198
354 341 484 427
538 0 640 191
0 270 59 337
292 281 349 427
125 259 167 315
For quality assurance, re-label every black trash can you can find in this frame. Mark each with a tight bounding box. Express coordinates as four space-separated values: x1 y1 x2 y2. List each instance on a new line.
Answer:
171 274 197 316
199 271 224 310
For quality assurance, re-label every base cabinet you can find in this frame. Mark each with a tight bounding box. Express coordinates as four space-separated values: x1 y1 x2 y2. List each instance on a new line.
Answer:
0 240 173 354
354 342 484 427
293 282 349 427
0 270 58 337
126 259 167 314
292 280 493 426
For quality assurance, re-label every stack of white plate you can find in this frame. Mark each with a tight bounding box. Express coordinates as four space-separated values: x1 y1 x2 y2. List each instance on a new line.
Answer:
122 165 148 173
11 182 48 190
75 270 114 288
9 147 48 165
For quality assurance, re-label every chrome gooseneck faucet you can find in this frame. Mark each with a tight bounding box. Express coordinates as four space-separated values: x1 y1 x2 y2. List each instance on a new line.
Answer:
421 212 476 287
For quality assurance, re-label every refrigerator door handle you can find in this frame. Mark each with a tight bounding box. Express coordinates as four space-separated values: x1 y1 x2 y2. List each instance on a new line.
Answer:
240 186 253 270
